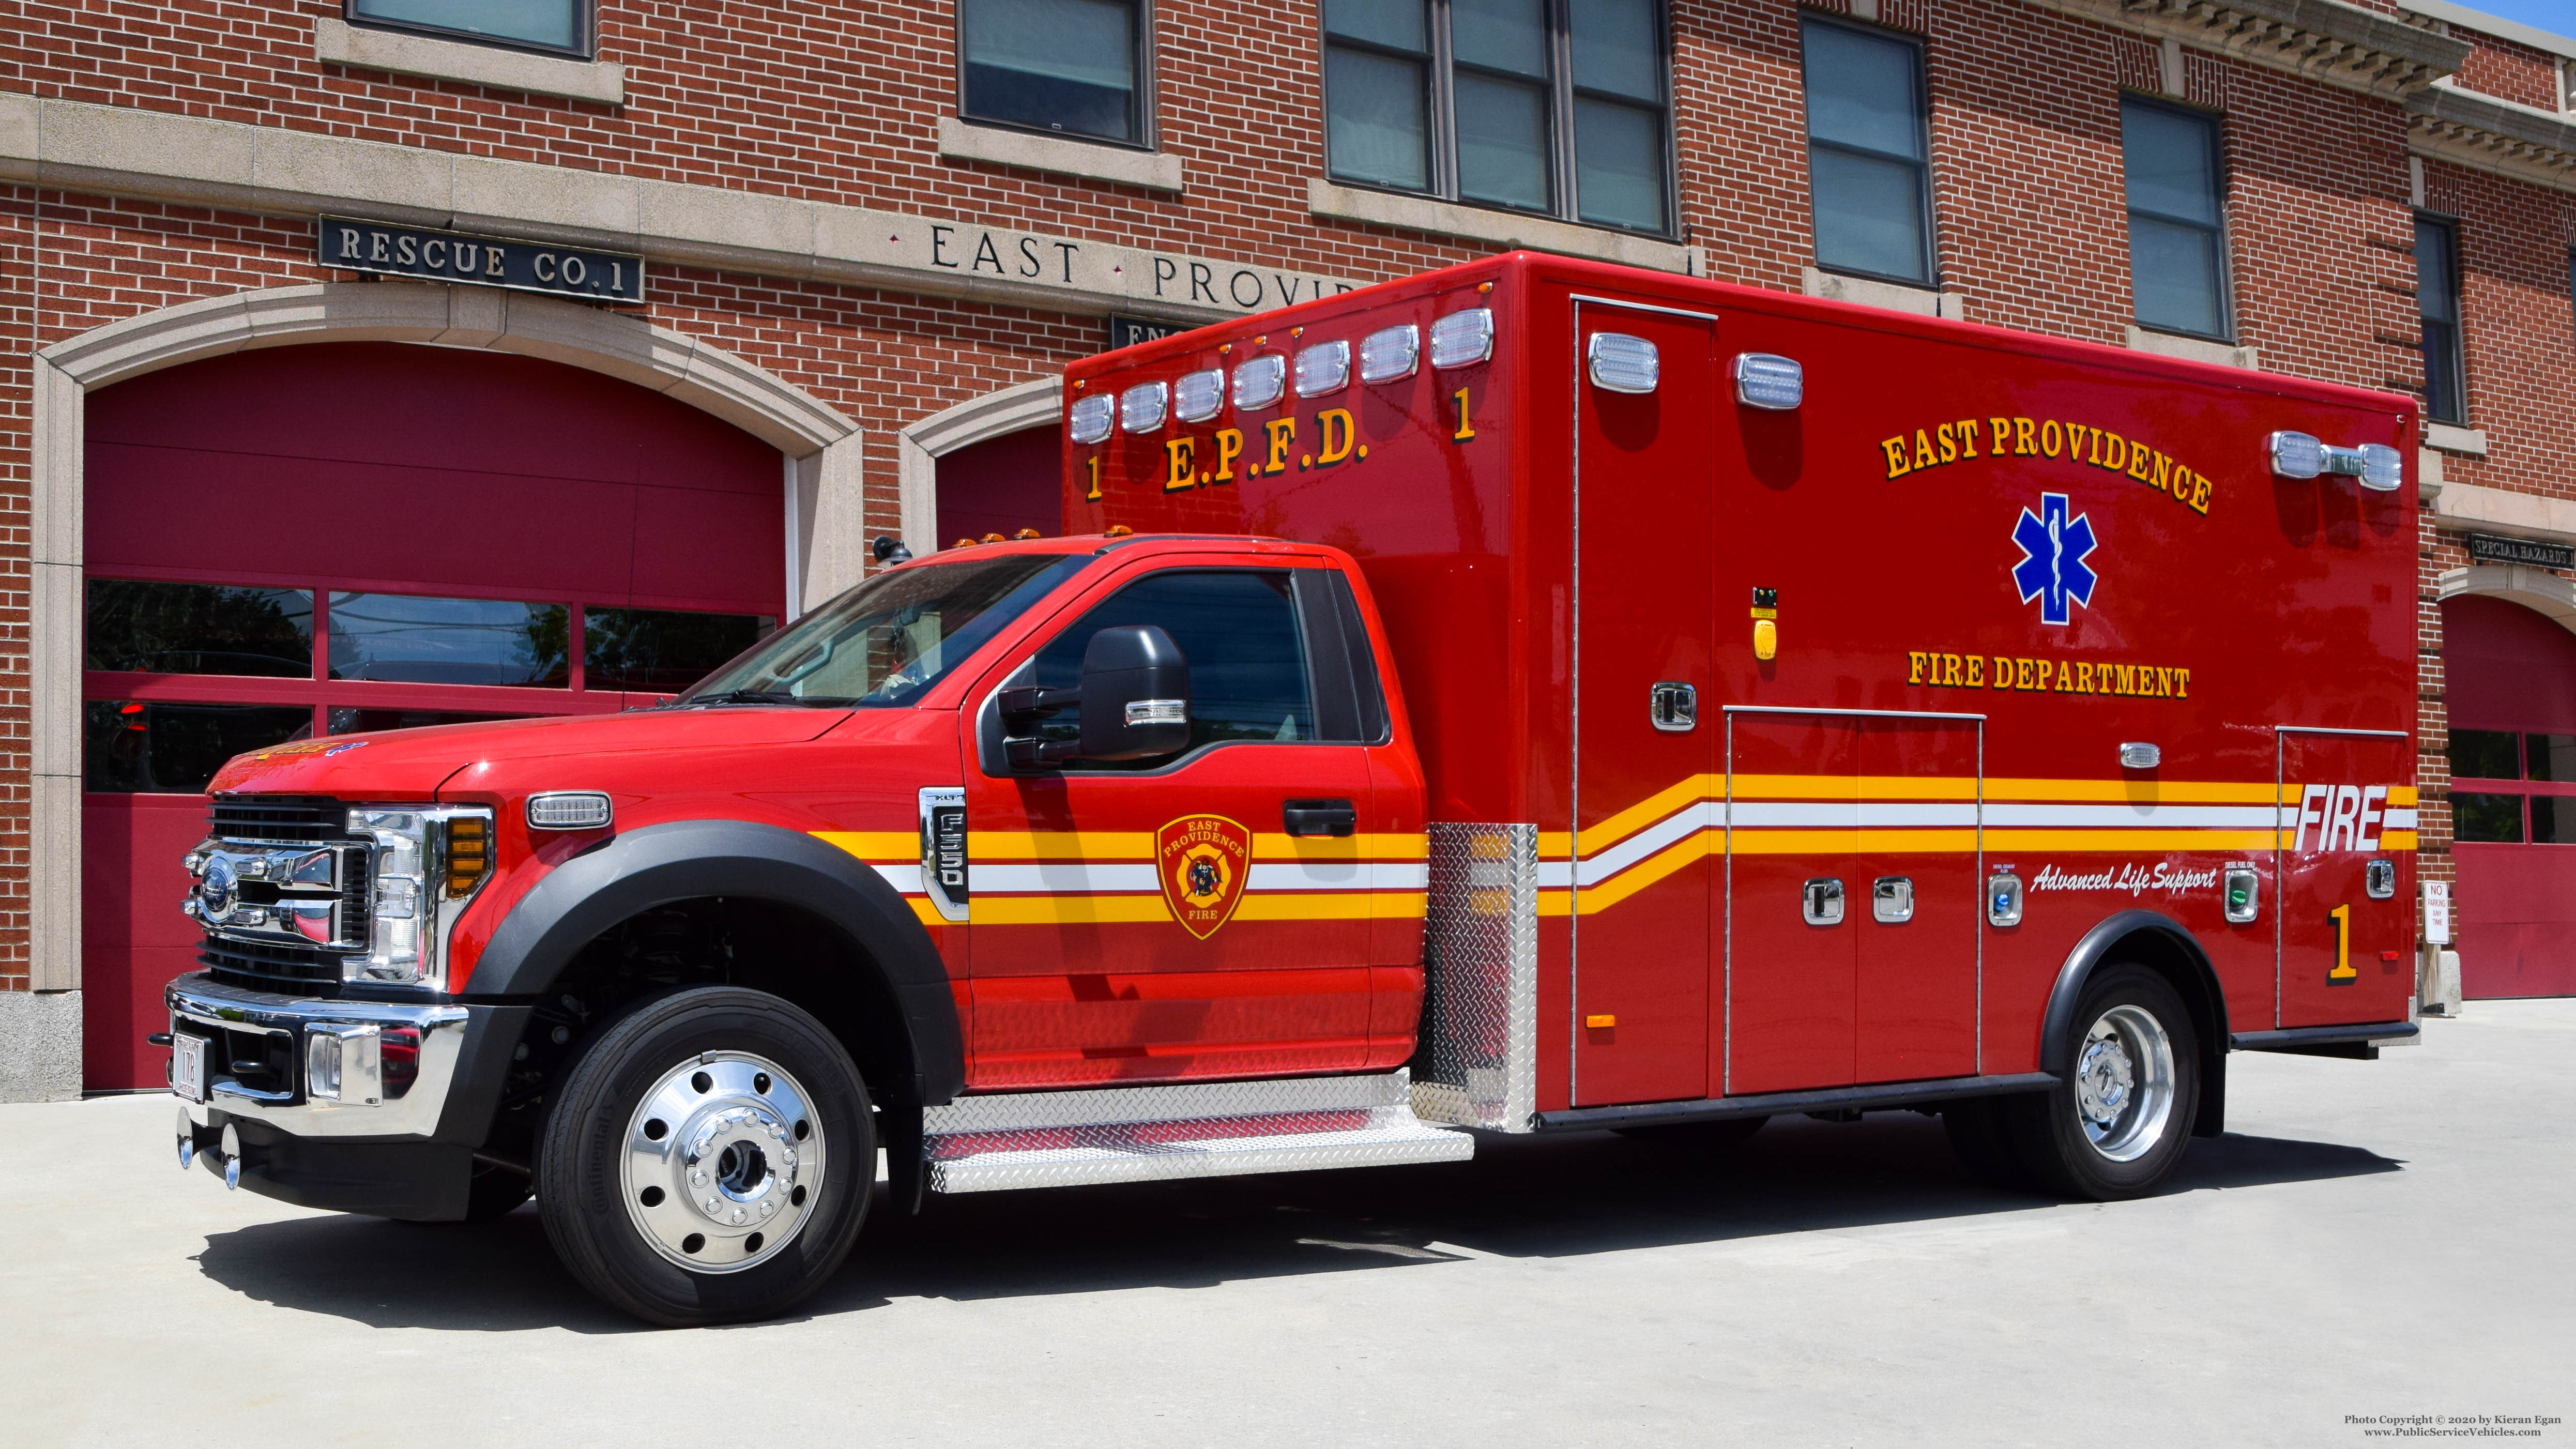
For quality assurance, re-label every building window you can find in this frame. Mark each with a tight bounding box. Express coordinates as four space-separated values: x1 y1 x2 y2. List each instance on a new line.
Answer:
958 0 1147 146
2418 216 2466 425
347 0 589 57
1322 0 1673 236
1801 17 1934 286
2121 98 2230 341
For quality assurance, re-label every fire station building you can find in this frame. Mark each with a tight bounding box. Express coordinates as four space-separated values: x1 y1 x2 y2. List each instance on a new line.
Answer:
5 0 2575 1099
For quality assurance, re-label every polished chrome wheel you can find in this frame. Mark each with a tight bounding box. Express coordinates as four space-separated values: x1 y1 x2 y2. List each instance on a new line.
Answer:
2074 1003 2175 1163
620 1051 824 1273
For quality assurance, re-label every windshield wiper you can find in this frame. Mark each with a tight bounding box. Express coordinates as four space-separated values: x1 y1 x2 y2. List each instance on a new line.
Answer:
685 690 808 708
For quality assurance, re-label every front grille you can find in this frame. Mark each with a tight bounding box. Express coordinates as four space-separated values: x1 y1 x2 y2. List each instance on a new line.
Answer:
201 936 347 997
209 794 352 846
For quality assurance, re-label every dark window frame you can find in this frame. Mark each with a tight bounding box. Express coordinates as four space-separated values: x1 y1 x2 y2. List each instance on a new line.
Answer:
2417 211 2467 426
1320 0 1679 240
2118 94 2235 344
343 0 595 61
1798 13 1939 289
954 0 1157 152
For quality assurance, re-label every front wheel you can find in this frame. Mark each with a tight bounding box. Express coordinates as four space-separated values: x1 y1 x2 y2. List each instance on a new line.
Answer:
2005 964 2199 1201
537 986 873 1326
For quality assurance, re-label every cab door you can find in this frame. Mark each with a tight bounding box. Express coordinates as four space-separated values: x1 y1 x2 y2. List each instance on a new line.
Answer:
2278 728 2414 1028
960 561 1403 1089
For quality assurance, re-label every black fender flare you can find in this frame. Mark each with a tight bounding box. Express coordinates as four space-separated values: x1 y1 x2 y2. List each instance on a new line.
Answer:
464 819 964 1106
2038 908 2229 1138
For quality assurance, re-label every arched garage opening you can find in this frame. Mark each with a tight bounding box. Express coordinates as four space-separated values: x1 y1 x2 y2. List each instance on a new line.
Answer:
936 425 1058 543
2441 592 2576 999
81 342 788 1088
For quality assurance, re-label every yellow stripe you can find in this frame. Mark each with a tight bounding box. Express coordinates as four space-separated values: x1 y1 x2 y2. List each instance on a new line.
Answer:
814 831 919 861
1983 777 2287 804
907 897 944 926
969 831 1427 862
1574 832 1717 913
966 892 1421 925
2381 830 2419 850
2390 786 2419 807
1574 774 1720 855
1983 828 2283 851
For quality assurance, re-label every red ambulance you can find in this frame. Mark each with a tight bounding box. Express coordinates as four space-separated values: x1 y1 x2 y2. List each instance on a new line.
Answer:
164 252 2421 1325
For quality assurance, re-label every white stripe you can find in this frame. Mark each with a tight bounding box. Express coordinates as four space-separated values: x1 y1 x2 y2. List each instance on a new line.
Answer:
1983 803 2278 828
1576 801 1721 886
975 862 1161 894
872 863 923 894
1729 801 1856 830
2383 809 2419 830
1370 862 1430 891
1855 802 1978 828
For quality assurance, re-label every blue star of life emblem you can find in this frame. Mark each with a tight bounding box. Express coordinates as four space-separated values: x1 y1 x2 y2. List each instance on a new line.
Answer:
2010 493 2099 627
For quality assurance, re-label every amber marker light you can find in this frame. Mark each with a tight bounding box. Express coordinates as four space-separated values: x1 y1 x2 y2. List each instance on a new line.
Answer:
1014 528 1041 540
444 816 491 898
1754 619 1779 661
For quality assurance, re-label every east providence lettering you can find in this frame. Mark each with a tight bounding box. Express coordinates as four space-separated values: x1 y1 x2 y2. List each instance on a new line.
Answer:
1879 414 2216 516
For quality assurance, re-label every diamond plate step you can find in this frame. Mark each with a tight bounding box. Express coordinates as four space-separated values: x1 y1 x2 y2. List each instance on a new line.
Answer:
922 1069 1474 1194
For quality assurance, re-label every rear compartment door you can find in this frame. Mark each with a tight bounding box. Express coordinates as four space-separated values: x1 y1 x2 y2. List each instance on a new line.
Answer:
2277 728 2415 1028
1571 299 1719 1107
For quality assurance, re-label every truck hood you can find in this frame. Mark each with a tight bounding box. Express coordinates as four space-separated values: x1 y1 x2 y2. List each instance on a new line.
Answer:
206 706 855 799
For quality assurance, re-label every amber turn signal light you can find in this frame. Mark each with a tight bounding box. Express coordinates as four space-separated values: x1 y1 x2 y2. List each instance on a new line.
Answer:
444 816 490 898
1754 618 1779 661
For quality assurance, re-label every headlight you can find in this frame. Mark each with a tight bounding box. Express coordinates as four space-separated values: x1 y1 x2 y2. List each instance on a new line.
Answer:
345 805 494 989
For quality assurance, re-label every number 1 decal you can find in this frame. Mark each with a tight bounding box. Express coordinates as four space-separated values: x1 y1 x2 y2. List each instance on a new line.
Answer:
1452 386 1476 443
2328 903 2356 983
1084 455 1102 501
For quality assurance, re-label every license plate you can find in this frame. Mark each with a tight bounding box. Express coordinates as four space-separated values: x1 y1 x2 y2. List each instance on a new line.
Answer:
172 1033 207 1105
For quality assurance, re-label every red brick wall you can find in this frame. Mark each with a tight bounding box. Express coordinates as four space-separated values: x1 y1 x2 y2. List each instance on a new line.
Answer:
2451 31 2562 110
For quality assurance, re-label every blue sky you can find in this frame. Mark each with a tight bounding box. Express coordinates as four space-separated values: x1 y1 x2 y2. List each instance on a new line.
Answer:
2463 0 2576 43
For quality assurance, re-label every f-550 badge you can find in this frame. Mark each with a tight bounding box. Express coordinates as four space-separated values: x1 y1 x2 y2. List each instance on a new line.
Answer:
1158 814 1252 940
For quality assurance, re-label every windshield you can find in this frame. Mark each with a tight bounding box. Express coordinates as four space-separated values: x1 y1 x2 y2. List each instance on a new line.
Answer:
681 551 1088 707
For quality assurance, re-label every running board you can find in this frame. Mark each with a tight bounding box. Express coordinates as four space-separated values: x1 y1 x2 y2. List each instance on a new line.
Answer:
922 1070 1474 1194
1531 1071 2062 1133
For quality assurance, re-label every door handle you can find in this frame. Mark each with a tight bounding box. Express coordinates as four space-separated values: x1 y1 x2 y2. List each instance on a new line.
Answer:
1650 681 1698 732
1283 799 1358 837
1871 876 1914 923
1803 877 1845 926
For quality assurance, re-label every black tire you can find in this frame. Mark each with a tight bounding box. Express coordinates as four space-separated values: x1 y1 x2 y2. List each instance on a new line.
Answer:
537 986 873 1326
1614 1115 1769 1151
2003 964 2200 1201
1941 1097 2038 1192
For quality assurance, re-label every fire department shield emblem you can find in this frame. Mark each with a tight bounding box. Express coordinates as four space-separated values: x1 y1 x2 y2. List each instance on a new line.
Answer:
1157 814 1253 940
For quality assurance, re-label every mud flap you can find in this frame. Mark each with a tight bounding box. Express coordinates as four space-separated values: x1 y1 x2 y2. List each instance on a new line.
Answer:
880 1100 926 1214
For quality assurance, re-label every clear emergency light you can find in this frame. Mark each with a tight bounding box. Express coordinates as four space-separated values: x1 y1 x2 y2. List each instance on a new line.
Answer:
1232 354 1286 410
1359 324 1420 383
1587 332 1658 394
1119 380 1168 433
1068 392 1114 444
1429 308 1493 368
1295 340 1351 396
2269 431 2401 491
1173 368 1224 422
1732 353 1804 410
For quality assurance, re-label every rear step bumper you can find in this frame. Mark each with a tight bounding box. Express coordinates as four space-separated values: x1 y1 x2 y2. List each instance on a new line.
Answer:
922 1070 1473 1194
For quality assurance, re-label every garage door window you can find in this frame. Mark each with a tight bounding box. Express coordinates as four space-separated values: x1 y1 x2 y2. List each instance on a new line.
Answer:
84 575 770 794
2446 727 2576 846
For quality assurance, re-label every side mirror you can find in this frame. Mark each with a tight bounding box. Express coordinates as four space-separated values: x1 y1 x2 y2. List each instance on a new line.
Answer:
1079 624 1191 760
1000 624 1190 770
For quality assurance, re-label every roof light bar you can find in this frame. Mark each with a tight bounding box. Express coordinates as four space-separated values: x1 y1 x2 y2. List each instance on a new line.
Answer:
1732 353 1804 410
1068 393 1114 445
1119 381 1168 434
1429 308 1494 368
1587 332 1658 394
1294 339 1351 397
1173 368 1224 423
1359 324 1419 384
1231 354 1286 410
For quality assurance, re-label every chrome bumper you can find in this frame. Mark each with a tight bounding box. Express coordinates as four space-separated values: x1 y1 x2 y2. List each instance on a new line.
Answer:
166 975 471 1139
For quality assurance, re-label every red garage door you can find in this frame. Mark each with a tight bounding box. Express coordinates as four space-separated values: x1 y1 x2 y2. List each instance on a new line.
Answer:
83 342 786 1088
2442 594 2576 999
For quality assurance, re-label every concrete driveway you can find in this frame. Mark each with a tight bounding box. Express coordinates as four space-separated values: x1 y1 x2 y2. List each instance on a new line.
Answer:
5 1001 2568 1448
